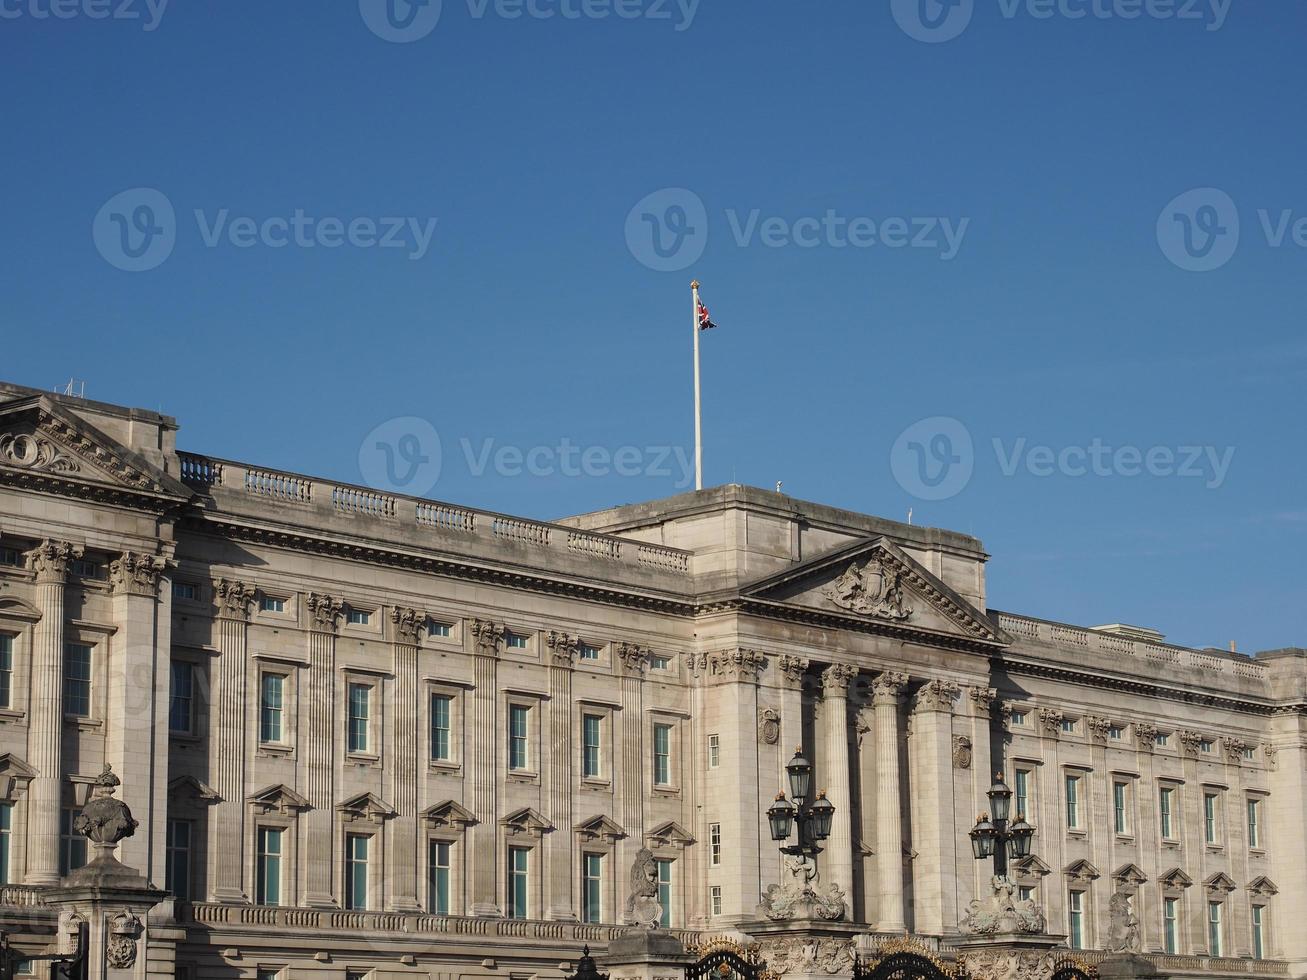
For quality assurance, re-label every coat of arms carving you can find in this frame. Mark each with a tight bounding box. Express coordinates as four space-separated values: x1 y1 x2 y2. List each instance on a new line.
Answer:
823 558 913 621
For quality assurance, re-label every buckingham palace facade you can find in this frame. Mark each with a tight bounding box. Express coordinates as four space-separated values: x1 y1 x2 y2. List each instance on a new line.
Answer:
0 380 1303 980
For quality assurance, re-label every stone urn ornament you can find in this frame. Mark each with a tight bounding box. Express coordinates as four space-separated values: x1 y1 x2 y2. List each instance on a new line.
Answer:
74 763 139 859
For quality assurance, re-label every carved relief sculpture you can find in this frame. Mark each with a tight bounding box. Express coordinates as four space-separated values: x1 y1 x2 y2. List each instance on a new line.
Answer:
621 847 663 928
757 708 781 745
824 557 912 620
0 431 79 474
546 630 578 664
214 577 256 621
953 735 973 770
306 592 343 632
1038 708 1064 737
109 551 167 598
391 606 426 644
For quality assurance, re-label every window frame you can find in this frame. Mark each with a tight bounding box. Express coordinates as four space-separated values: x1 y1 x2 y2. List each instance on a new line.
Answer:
507 845 530 920
166 818 193 900
1068 889 1086 950
428 838 453 915
1207 900 1224 957
1159 784 1179 841
1163 896 1180 954
62 641 94 720
344 832 371 911
1064 772 1083 831
255 825 286 907
1112 779 1131 836
169 659 197 736
709 822 722 867
1251 903 1267 960
257 668 292 750
581 852 604 923
707 733 720 770
1246 796 1265 850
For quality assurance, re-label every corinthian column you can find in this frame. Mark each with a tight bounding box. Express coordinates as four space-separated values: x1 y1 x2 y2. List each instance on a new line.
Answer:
468 619 503 915
304 593 341 907
389 607 425 911
872 670 909 932
821 663 858 906
544 630 578 919
910 677 961 936
24 540 81 885
210 578 256 901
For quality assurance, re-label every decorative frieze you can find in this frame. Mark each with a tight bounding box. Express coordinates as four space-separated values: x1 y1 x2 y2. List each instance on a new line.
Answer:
108 551 167 597
306 593 343 633
25 540 83 582
545 630 578 665
913 678 960 713
390 606 426 644
757 937 854 976
213 577 256 621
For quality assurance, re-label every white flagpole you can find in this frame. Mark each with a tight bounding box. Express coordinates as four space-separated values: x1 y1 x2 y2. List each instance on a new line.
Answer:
691 279 703 491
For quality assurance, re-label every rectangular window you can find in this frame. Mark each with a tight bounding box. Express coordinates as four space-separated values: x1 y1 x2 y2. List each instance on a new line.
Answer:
256 827 283 906
70 559 99 579
1163 897 1179 954
709 885 722 917
708 734 720 769
653 723 672 786
428 619 452 638
1199 739 1215 754
1207 901 1223 956
166 819 192 899
709 823 722 866
1061 718 1077 734
346 972 370 980
428 840 451 914
60 808 87 875
430 694 452 762
505 633 528 649
0 548 21 567
1247 798 1262 849
346 609 371 626
1014 769 1031 819
1242 746 1256 760
1204 793 1219 844
260 674 284 744
1068 890 1085 950
509 704 529 770
63 643 92 717
261 596 285 613
1155 732 1170 747
1160 786 1176 839
0 634 12 709
1065 774 1081 829
0 803 12 885
1010 710 1027 725
582 714 602 779
1113 781 1129 835
1251 905 1266 960
347 683 370 753
656 859 672 928
1108 725 1124 741
169 661 194 734
1018 885 1035 902
257 971 280 980
508 847 529 919
582 853 602 923
580 643 601 661
345 834 369 910
172 581 197 600
650 654 671 670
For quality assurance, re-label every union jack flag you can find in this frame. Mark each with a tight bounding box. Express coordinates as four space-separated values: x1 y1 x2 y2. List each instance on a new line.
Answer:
697 299 718 331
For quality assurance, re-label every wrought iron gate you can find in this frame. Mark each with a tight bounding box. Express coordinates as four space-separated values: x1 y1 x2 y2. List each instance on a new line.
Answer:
854 950 955 980
686 946 760 980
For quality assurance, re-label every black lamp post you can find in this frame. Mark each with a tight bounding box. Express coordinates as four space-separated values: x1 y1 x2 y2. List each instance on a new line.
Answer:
968 772 1035 880
766 749 836 862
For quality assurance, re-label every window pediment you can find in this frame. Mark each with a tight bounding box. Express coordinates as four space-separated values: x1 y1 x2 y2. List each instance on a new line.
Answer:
1204 872 1236 895
423 799 476 831
576 814 626 843
0 753 37 801
646 820 695 849
336 791 396 825
501 806 553 838
1064 859 1101 883
168 774 221 804
1248 876 1278 898
246 783 310 816
0 597 41 623
1113 863 1148 887
1159 868 1193 892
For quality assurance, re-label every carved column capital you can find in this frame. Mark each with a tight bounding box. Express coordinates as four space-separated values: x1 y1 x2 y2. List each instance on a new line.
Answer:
913 679 961 714
26 540 83 583
306 593 343 633
1133 722 1159 753
1087 716 1112 745
546 630 578 666
821 663 859 697
109 552 167 598
615 641 649 674
707 648 765 682
470 618 504 655
967 686 998 715
872 670 910 705
391 606 426 645
1220 736 1247 764
1178 730 1205 758
777 654 809 686
213 578 256 621
1262 742 1278 770
1038 708 1064 738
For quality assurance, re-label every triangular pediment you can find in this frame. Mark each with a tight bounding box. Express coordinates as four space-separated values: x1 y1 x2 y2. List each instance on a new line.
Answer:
337 791 397 824
1064 859 1101 882
576 814 626 842
0 396 189 501
0 753 38 801
501 806 553 837
1011 855 1052 879
1160 868 1193 889
1204 872 1236 894
1248 876 1278 897
646 820 695 848
739 537 1007 645
168 774 221 803
423 799 477 830
1113 863 1148 886
246 783 310 816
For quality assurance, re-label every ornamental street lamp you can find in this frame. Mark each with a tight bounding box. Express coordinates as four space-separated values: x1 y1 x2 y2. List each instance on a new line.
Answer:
759 748 847 921
968 772 1035 881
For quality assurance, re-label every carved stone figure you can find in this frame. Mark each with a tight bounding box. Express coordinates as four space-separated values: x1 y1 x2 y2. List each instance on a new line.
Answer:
1106 890 1141 952
621 848 663 928
959 877 1046 936
74 764 138 849
758 855 846 922
824 558 913 620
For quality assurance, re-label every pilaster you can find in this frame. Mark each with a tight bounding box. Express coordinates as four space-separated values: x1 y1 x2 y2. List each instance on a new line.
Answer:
468 618 503 915
388 606 425 911
872 670 909 932
209 578 255 901
910 677 960 936
545 630 578 919
24 539 82 885
303 592 341 907
615 640 649 913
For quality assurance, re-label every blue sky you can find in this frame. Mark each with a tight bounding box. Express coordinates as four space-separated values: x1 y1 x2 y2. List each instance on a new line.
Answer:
2 0 1304 652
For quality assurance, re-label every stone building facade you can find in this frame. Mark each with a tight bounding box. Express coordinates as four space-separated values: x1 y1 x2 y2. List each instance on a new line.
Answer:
0 381 1302 980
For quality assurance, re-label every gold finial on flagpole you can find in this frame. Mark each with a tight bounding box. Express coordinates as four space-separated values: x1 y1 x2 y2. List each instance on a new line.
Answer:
690 280 700 290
